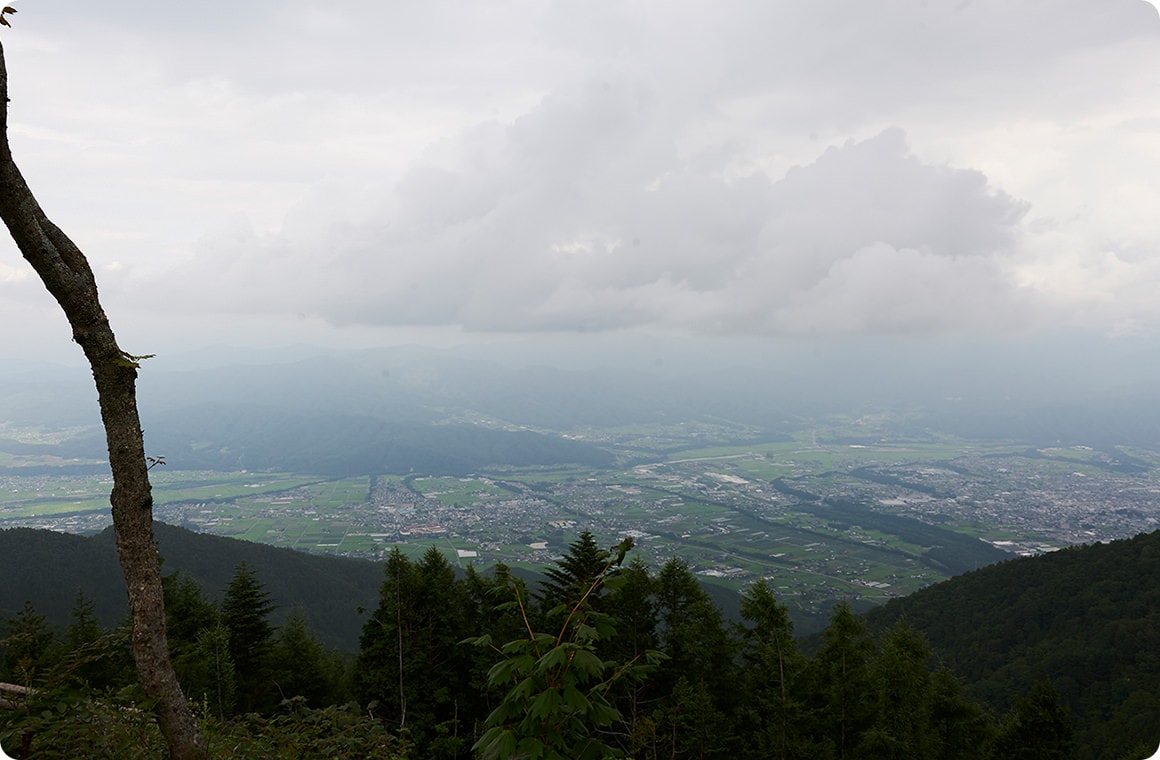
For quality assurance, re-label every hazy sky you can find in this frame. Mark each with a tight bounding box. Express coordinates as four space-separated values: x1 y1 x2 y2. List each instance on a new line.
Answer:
2 1 1159 365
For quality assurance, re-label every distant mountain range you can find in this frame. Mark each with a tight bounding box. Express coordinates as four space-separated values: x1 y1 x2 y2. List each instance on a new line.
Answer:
6 337 1160 469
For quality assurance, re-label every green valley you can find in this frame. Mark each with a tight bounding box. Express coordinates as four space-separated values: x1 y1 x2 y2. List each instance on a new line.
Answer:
5 418 1158 628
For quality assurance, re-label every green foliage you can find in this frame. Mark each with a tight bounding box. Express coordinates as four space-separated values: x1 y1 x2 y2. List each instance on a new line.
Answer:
222 560 277 713
269 610 350 709
864 528 1160 757
810 601 878 759
2 601 59 686
0 685 168 760
990 681 1076 760
7 527 1155 760
2 693 408 760
203 699 409 759
467 537 664 760
737 579 805 759
354 546 474 757
189 622 237 720
538 530 610 613
0 610 160 759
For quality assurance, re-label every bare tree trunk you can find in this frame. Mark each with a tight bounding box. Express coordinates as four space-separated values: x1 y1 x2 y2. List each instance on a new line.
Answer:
0 40 207 760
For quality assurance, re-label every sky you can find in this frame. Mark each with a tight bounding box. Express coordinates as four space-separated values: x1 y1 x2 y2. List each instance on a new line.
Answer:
2 0 1160 372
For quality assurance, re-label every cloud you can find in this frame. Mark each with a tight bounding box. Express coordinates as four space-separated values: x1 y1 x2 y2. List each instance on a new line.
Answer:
6 0 1160 353
148 100 1033 337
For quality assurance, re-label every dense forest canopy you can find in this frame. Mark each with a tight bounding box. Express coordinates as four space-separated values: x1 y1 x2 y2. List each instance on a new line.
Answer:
5 527 1160 758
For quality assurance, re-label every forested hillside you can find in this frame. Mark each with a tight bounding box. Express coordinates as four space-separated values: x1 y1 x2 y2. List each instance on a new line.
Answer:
0 523 383 650
864 529 1160 759
3 526 1158 758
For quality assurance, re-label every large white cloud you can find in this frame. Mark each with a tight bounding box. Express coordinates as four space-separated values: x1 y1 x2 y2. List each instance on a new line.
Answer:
2 0 1160 352
148 109 1033 336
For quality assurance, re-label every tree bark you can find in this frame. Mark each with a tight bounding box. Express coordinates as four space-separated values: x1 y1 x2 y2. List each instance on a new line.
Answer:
0 40 207 760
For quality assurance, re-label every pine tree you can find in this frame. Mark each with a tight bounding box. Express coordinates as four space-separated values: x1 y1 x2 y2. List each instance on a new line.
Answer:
539 530 611 614
1 601 58 684
269 610 348 709
991 681 1076 760
355 548 419 730
410 546 472 756
163 571 220 650
858 620 936 759
928 666 993 760
63 590 129 690
738 579 805 759
649 558 737 758
603 555 659 750
221 561 276 713
192 622 236 720
809 601 877 759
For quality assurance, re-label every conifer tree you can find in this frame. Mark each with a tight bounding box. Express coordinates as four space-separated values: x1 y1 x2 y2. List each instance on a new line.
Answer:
653 559 734 697
355 548 419 730
810 601 877 759
858 620 936 759
192 622 236 720
928 666 993 760
649 559 737 758
1 601 57 684
602 555 659 747
222 561 276 713
64 590 129 690
739 579 804 759
270 611 348 709
163 571 220 650
410 546 472 755
991 681 1076 760
539 530 611 614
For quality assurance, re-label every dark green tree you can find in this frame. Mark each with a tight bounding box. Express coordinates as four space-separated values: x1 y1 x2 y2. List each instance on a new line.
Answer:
602 555 659 750
354 546 472 756
467 537 656 760
1 601 58 685
738 579 805 759
857 620 936 759
990 681 1076 760
809 601 877 759
649 558 736 758
163 572 235 716
928 666 993 760
540 530 611 614
355 548 417 728
63 589 130 690
163 571 220 651
409 546 472 755
269 610 349 709
652 675 728 760
191 621 236 720
222 561 276 713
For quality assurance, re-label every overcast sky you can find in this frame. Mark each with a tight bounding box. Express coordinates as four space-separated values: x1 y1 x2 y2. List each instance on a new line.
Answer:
2 0 1160 368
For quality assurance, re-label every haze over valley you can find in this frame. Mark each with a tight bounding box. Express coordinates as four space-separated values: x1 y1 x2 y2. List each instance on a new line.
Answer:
4 336 1160 628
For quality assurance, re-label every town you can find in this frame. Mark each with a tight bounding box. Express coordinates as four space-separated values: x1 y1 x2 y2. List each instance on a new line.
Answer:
4 426 1158 622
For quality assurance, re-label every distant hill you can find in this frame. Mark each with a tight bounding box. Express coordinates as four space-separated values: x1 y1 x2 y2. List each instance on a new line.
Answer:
0 522 384 651
862 529 1160 760
141 404 618 474
0 403 618 476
